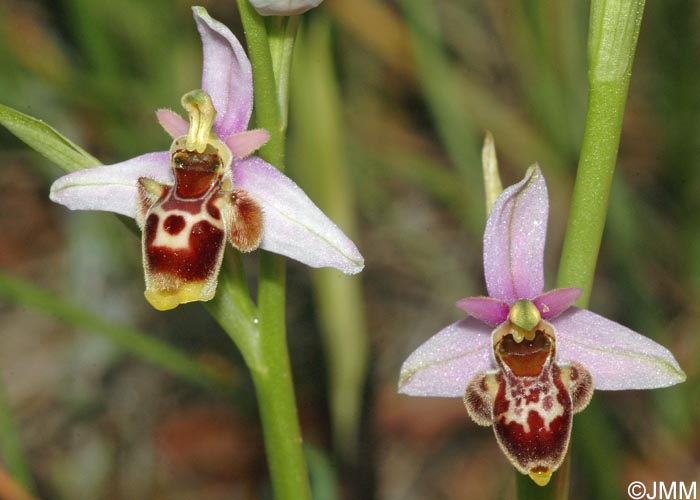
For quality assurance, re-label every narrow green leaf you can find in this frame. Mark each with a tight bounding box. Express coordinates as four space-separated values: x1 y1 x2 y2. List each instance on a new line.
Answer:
0 103 100 173
290 15 368 461
0 382 34 493
305 445 341 500
0 272 234 396
235 3 312 500
401 0 483 232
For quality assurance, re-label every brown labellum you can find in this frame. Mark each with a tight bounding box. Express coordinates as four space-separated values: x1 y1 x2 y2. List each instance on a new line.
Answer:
464 319 593 486
136 146 263 311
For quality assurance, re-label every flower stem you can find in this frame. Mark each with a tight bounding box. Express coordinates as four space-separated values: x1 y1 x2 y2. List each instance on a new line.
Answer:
521 1 646 499
267 15 300 132
556 0 646 305
236 0 284 167
234 3 311 500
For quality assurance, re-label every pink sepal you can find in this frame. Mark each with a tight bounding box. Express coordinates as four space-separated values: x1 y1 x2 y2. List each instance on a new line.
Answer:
553 308 686 390
483 166 547 302
50 152 172 218
193 7 253 139
398 318 495 397
233 156 364 274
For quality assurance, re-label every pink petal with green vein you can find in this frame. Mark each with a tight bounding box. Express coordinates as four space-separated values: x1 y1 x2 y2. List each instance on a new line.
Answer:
398 318 494 397
483 165 547 302
193 7 253 139
49 152 172 218
233 156 364 274
553 308 686 390
250 0 323 16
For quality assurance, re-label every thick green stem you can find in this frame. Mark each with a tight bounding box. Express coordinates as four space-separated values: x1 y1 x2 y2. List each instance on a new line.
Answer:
251 253 309 500
237 0 284 167
555 82 630 304
557 0 645 302
205 254 262 372
514 1 647 499
268 15 300 131
519 1 645 498
234 3 311 500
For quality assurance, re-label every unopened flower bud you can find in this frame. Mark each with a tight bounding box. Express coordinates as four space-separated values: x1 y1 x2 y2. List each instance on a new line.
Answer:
249 0 323 16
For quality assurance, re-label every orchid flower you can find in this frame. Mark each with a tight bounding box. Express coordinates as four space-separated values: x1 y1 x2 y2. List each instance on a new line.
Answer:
49 7 363 311
249 0 324 16
398 166 685 486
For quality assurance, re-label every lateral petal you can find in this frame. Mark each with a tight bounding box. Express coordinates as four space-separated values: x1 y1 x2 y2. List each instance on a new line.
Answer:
233 156 364 274
193 7 253 139
456 296 510 326
225 129 270 159
533 287 582 319
156 109 188 139
553 308 686 390
483 165 547 302
398 318 495 397
49 152 172 218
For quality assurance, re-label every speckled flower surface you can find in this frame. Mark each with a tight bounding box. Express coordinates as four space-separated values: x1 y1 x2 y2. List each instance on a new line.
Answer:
49 7 363 310
398 166 684 485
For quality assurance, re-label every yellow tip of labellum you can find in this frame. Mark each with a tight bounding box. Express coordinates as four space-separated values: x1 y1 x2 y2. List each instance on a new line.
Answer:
528 469 552 487
144 282 213 311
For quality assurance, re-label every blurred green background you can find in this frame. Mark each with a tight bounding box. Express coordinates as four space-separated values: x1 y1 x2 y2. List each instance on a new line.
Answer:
0 0 698 499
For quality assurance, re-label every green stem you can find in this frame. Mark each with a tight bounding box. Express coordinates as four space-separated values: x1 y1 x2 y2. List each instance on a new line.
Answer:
234 3 311 500
237 0 284 167
205 253 262 371
555 83 630 304
557 0 645 303
268 15 301 131
517 1 645 499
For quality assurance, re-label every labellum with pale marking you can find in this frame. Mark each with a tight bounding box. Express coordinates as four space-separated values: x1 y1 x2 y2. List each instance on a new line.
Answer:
464 300 592 485
398 166 684 485
135 90 264 310
49 7 364 311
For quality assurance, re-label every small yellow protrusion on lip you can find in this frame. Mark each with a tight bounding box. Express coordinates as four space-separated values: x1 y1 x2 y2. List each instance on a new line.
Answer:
181 90 217 154
144 282 213 311
528 469 552 487
508 300 541 338
511 328 525 343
